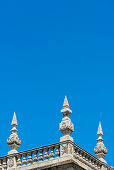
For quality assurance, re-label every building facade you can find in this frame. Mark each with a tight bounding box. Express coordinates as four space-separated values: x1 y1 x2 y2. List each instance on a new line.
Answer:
0 97 113 170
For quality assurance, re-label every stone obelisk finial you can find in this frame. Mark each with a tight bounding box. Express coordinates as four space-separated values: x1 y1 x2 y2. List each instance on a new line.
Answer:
94 122 107 163
59 96 74 142
7 112 21 155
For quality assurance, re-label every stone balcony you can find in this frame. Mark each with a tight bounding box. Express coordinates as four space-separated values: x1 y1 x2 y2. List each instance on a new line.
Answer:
0 140 113 170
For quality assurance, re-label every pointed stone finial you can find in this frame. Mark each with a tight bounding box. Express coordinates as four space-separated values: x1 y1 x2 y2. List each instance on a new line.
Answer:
11 112 17 126
63 96 69 108
94 122 107 163
59 96 74 142
7 112 21 154
97 122 103 136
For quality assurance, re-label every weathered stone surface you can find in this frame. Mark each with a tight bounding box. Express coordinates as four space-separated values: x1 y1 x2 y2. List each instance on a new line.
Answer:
7 112 21 155
94 122 107 163
59 96 74 138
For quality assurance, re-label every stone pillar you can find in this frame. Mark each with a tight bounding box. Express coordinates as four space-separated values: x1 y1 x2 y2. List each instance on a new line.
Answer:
7 156 17 170
59 96 74 156
7 112 21 169
94 122 107 163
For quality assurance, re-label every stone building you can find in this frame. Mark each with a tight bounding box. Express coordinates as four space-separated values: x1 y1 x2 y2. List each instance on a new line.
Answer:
1 97 113 170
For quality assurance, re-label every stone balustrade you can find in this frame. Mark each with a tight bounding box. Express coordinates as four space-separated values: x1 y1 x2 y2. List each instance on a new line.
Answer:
16 143 60 166
3 99 113 170
73 142 114 170
0 140 113 170
0 142 60 169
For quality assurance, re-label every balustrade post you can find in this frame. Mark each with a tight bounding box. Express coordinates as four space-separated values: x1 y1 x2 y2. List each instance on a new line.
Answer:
17 155 22 167
7 155 18 170
22 154 27 166
50 147 55 159
28 152 32 165
33 150 38 163
39 150 43 162
44 148 49 161
60 141 74 156
101 165 108 170
98 163 101 170
55 146 60 157
0 159 2 169
2 158 7 170
94 161 98 168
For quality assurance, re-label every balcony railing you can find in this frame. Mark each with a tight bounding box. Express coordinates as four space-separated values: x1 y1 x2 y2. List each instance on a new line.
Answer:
0 140 113 170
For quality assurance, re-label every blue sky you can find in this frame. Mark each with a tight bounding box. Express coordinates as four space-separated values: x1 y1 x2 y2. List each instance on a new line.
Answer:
0 0 114 166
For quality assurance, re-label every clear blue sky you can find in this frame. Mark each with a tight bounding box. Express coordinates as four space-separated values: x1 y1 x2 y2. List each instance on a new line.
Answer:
0 0 114 166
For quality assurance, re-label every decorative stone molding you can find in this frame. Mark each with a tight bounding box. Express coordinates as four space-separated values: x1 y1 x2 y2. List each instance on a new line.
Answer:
60 142 74 156
7 157 14 168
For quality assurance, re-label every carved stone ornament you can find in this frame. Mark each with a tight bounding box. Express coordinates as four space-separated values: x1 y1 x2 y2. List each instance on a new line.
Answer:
94 142 107 155
59 96 74 136
59 117 74 135
7 112 21 153
7 134 21 146
8 157 14 168
61 143 74 156
94 122 107 163
61 144 68 155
